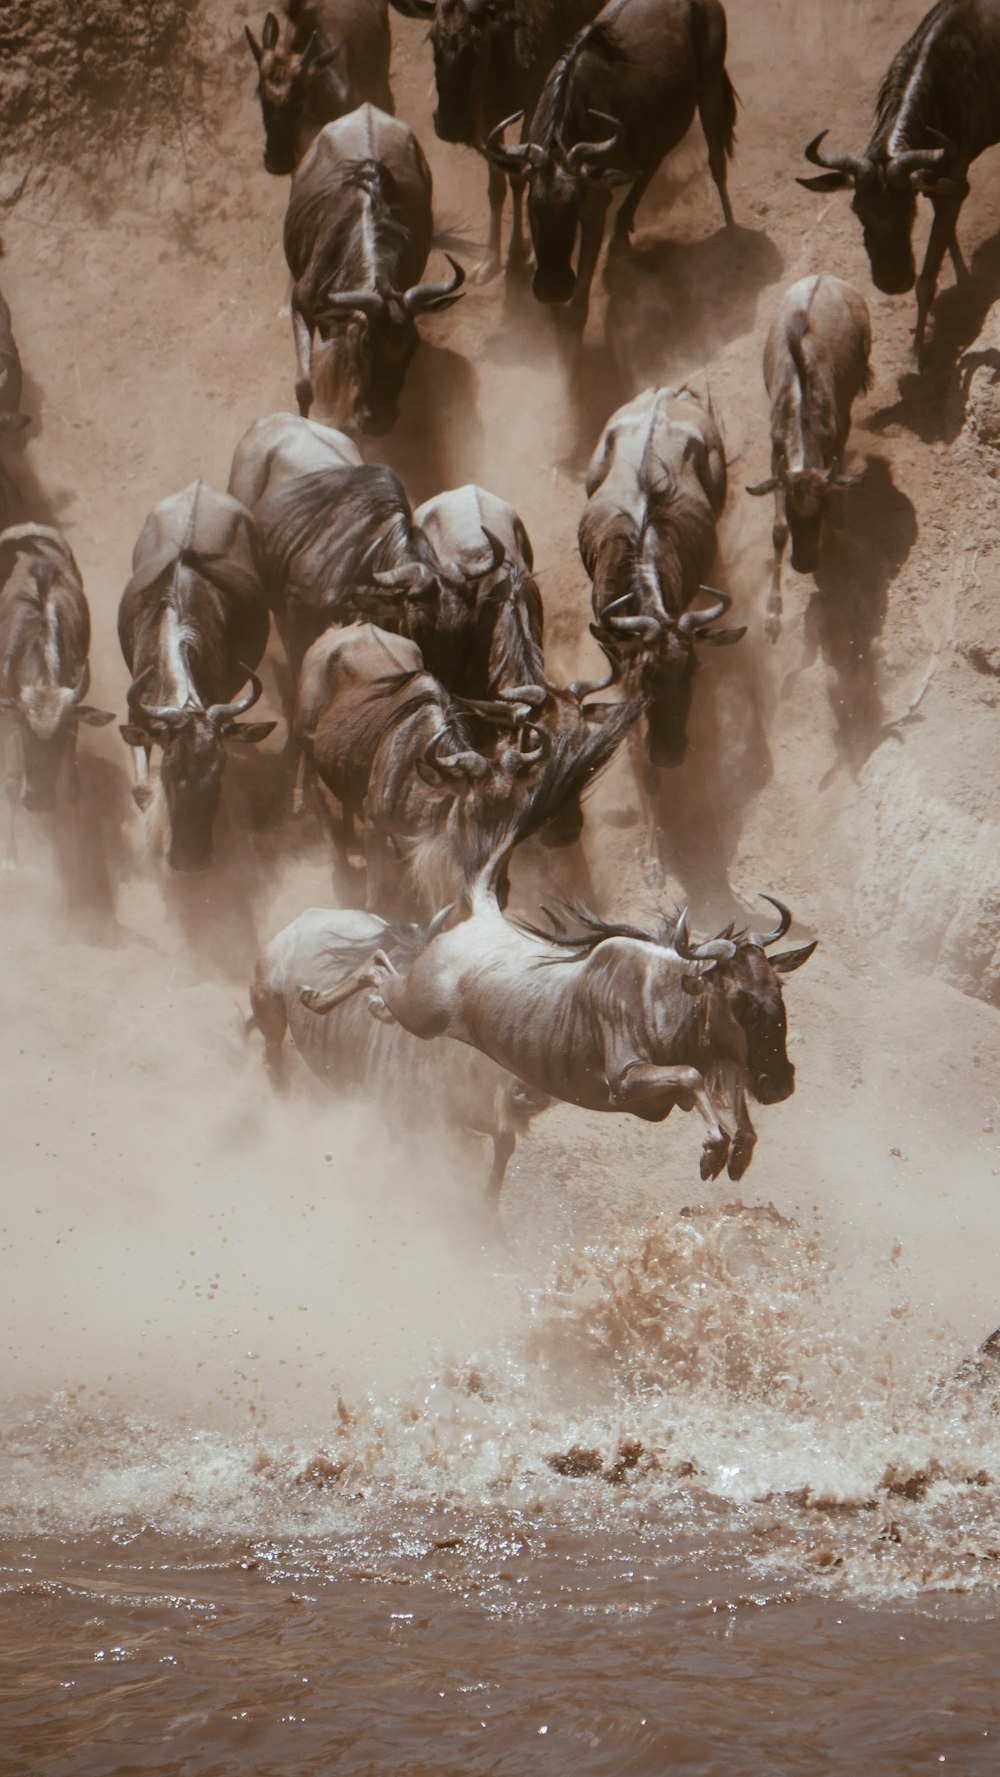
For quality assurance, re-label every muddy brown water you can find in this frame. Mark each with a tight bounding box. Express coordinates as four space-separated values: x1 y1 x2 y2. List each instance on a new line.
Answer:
4 0 1000 1768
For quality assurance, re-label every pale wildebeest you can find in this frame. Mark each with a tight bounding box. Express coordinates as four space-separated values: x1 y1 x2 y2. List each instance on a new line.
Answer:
486 0 736 324
388 0 602 281
797 0 1000 367
117 481 276 873
0 526 114 862
746 276 872 642
415 482 624 846
302 733 816 1185
0 292 29 436
245 0 394 174
296 619 594 917
249 906 550 1204
284 103 465 432
579 385 744 818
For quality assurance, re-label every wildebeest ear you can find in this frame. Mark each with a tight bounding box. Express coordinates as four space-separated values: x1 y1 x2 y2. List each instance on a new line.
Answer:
701 626 747 649
119 722 148 747
771 939 818 974
263 11 280 50
225 720 278 743
77 706 116 726
796 172 852 192
746 478 779 496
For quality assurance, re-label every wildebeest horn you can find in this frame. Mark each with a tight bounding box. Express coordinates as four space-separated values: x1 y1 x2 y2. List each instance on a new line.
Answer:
499 683 548 709
424 726 490 781
606 611 664 642
473 527 508 576
570 632 621 701
800 130 871 183
370 561 437 599
127 664 186 730
746 476 780 495
566 112 624 172
672 908 737 963
319 288 386 322
207 667 263 727
486 112 550 172
677 587 732 636
401 255 466 316
885 146 949 188
747 893 793 948
244 12 279 63
516 722 550 765
69 660 91 705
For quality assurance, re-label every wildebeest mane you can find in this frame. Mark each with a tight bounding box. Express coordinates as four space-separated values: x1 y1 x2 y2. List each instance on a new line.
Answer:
515 895 674 960
315 915 436 981
870 0 1000 152
480 567 546 689
267 463 423 598
536 20 628 148
373 678 483 753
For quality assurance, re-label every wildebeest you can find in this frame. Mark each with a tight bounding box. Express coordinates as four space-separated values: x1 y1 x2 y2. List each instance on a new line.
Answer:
797 0 1000 366
579 385 744 772
249 906 551 1204
746 277 872 642
0 525 113 859
245 0 394 174
0 292 29 436
302 732 816 1185
284 103 465 433
389 0 602 281
486 0 736 323
117 481 276 873
296 619 585 917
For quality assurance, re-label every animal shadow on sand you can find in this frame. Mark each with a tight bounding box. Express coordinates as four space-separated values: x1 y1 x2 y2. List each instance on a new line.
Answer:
786 455 917 780
867 229 1000 446
374 343 483 504
602 223 784 391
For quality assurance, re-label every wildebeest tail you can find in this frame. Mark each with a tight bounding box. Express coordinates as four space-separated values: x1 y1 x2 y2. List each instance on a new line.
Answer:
467 698 643 909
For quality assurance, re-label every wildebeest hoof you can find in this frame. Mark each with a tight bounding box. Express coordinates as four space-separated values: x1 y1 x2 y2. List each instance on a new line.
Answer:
700 1135 730 1181
727 1134 756 1181
295 380 314 417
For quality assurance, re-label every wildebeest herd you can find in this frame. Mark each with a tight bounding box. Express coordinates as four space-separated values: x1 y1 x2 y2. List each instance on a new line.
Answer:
2 0 995 1208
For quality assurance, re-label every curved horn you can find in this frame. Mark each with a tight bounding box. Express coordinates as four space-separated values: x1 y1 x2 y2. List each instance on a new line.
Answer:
570 632 621 702
747 893 793 948
127 664 186 730
474 527 508 576
803 130 870 182
886 146 949 188
319 288 386 323
605 611 664 643
370 561 437 599
677 587 732 636
566 111 624 172
207 667 263 727
425 726 489 781
516 721 550 766
499 682 548 709
69 659 91 706
672 908 737 963
486 112 549 172
401 255 466 317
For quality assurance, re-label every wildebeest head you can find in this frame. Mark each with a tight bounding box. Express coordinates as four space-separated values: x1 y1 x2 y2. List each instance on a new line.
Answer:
1 661 114 811
389 0 497 145
797 131 965 297
245 11 348 175
358 549 471 682
486 111 632 305
120 668 276 872
317 257 465 434
593 580 745 770
674 897 817 1105
747 460 865 574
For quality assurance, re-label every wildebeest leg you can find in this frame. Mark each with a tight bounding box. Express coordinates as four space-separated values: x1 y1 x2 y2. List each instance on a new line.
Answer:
913 192 966 370
247 967 289 1089
474 161 507 285
508 173 528 266
301 946 398 1016
291 292 314 415
726 1077 757 1181
606 1058 730 1180
698 82 736 227
766 487 788 644
569 189 612 328
611 169 655 248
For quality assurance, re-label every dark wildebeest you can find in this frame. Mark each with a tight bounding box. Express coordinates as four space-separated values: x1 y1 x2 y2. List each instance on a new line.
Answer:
296 619 590 917
249 906 550 1205
229 416 470 688
301 733 816 1185
245 0 394 174
388 0 602 281
0 525 114 862
284 103 465 432
797 0 1000 367
117 481 277 873
0 293 29 436
486 0 736 324
415 481 623 846
746 276 872 642
579 386 744 802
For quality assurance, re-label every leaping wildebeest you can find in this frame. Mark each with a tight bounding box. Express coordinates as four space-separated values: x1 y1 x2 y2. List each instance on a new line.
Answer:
117 481 276 873
245 0 394 174
388 0 602 281
797 0 1000 367
746 276 872 642
0 525 114 861
486 0 736 325
284 103 465 432
301 732 816 1186
249 906 551 1205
